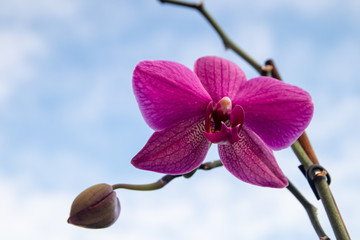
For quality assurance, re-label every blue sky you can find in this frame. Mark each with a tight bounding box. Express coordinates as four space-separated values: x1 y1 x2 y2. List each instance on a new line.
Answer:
0 0 359 239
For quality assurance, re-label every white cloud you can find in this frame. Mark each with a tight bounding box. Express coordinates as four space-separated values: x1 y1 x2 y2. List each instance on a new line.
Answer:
309 95 360 144
206 0 352 18
0 0 79 21
1 169 340 240
319 38 360 86
285 0 337 16
62 74 120 125
233 22 275 65
0 30 47 105
0 0 76 106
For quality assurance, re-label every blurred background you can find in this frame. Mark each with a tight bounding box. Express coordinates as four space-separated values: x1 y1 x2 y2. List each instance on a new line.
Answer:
0 0 359 239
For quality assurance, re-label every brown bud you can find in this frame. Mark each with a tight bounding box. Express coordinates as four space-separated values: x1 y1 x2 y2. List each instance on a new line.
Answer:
68 183 120 229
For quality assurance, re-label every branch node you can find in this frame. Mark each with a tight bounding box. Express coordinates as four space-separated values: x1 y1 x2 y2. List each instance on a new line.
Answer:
300 164 331 200
320 236 331 240
196 0 204 8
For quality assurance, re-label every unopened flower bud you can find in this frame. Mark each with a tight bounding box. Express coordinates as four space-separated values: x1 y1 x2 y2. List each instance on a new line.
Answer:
68 183 120 229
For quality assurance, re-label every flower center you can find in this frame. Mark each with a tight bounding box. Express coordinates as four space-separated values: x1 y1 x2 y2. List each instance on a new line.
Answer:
204 97 245 145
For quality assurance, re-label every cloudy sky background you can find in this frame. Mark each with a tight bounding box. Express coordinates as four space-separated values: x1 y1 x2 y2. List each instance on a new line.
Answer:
1 0 359 239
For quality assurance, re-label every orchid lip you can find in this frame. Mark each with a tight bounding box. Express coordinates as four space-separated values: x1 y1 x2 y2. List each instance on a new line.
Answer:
204 97 245 144
203 123 241 145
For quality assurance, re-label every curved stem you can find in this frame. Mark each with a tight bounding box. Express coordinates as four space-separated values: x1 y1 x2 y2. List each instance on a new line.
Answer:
112 160 224 191
159 0 263 73
286 179 329 239
112 174 181 191
198 159 223 170
114 161 330 238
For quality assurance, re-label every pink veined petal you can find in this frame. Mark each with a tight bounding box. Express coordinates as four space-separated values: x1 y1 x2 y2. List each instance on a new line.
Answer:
133 60 212 131
218 126 288 188
194 56 247 102
131 116 211 175
233 77 314 150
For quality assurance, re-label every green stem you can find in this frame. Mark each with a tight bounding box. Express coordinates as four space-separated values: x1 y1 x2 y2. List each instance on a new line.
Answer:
286 179 329 239
112 174 181 191
291 140 313 170
291 141 350 240
112 160 224 191
159 0 263 73
315 177 350 240
115 158 328 239
198 159 223 170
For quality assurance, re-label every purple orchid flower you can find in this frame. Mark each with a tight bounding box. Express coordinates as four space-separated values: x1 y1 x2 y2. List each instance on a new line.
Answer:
131 56 313 188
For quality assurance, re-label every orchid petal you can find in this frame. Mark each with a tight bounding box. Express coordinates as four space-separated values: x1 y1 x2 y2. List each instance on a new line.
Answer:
218 126 288 188
194 56 247 102
233 77 314 150
133 60 212 131
131 116 210 174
